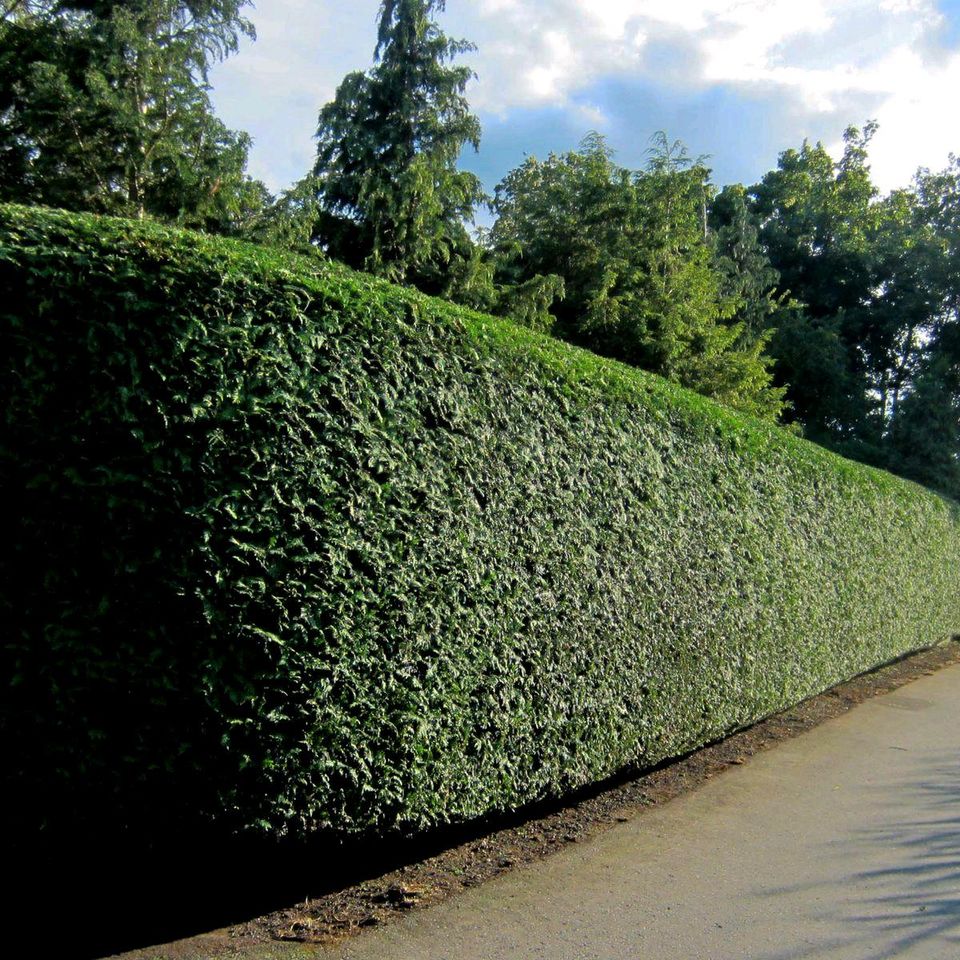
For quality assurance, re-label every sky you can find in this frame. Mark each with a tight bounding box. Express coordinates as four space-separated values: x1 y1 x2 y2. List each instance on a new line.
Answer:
209 0 960 211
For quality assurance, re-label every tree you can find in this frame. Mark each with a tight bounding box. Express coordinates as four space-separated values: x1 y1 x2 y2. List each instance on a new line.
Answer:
244 174 324 252
750 125 892 448
914 154 960 342
749 126 960 492
491 132 628 341
889 351 960 500
0 0 266 232
888 156 960 498
312 0 484 284
709 184 784 341
491 133 785 418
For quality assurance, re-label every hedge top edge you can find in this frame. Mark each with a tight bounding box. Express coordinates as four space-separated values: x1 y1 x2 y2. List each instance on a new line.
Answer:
0 202 943 506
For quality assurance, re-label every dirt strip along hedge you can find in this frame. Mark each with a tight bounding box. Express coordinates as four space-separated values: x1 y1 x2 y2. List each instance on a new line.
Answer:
2 203 958 844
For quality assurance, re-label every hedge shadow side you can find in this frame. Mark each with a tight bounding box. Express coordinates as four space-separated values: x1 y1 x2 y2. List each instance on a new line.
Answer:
2 203 958 842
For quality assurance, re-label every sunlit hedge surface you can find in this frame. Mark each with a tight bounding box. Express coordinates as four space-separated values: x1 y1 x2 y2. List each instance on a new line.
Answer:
2 204 958 841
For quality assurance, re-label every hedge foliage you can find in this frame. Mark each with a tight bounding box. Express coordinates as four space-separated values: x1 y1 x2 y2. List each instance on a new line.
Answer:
2 203 959 842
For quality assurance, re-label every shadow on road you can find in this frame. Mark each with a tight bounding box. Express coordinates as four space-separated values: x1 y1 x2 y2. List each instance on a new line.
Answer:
9 822 463 959
6 752 669 960
755 752 960 960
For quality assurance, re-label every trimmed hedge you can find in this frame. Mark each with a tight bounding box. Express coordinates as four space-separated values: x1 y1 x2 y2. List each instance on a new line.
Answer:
2 203 959 842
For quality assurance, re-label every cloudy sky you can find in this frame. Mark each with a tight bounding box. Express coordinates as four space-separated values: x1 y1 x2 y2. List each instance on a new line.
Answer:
209 0 960 209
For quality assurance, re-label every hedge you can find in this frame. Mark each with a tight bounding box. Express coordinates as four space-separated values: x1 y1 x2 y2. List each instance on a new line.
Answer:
2 203 958 842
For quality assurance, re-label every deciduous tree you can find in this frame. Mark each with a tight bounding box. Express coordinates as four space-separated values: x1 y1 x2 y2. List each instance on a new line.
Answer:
492 134 785 418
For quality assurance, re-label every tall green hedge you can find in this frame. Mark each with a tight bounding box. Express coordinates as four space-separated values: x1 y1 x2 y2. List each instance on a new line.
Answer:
2 204 958 841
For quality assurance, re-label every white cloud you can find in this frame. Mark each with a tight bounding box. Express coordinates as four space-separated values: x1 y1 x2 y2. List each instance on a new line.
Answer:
879 0 928 11
456 1 642 112
457 0 958 188
210 0 382 190
587 0 644 39
210 0 960 193
525 30 577 100
698 2 837 89
864 47 960 186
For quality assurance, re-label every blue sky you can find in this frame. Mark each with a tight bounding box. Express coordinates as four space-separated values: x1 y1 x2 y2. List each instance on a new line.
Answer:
210 0 960 212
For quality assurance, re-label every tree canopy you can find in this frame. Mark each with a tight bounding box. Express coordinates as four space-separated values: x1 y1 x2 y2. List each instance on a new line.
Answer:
491 134 786 419
312 0 484 284
0 0 266 231
749 126 959 497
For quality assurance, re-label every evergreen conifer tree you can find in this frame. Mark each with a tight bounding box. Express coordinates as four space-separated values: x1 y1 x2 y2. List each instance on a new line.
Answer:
313 0 484 283
0 0 266 231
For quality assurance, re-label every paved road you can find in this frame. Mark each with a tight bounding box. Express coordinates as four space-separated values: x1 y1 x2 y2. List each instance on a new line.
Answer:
328 664 960 960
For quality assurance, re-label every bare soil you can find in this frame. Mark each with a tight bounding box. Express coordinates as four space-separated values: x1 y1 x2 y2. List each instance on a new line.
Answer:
109 639 960 960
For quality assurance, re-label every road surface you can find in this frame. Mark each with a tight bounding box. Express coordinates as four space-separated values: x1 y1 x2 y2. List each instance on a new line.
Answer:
328 664 960 960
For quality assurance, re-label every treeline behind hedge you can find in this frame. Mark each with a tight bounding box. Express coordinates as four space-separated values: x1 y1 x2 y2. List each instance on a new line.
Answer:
2 204 958 844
